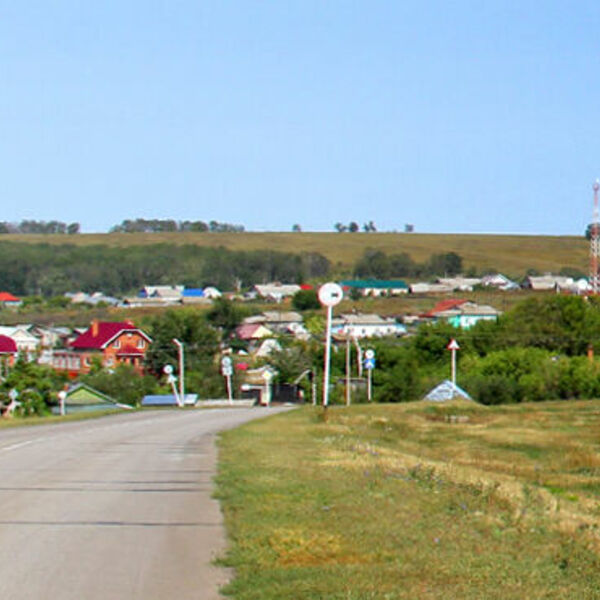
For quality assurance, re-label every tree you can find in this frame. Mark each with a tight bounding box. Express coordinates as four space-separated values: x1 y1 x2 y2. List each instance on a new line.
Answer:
144 309 221 377
348 221 359 233
292 224 302 232
82 364 158 406
206 297 246 337
334 222 347 233
292 289 320 311
427 252 463 276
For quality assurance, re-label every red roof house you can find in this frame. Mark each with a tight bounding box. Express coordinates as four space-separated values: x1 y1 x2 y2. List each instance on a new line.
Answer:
422 299 468 318
0 335 17 368
0 292 21 308
53 320 152 378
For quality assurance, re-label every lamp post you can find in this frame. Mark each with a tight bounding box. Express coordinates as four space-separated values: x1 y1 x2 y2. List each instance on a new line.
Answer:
172 339 185 407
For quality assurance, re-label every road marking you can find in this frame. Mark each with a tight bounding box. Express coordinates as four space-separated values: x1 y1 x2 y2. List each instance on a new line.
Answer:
1 440 34 452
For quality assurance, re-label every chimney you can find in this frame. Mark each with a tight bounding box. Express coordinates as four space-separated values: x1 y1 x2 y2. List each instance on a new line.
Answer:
91 320 99 337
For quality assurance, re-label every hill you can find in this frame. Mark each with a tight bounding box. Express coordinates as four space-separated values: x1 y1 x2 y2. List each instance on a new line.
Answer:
2 232 588 278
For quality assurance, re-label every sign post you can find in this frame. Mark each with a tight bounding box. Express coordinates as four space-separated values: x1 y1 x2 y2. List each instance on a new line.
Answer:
447 339 460 386
318 282 344 408
221 356 234 403
364 349 376 402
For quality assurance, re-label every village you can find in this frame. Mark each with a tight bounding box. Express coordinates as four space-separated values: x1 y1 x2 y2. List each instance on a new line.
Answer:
0 269 592 413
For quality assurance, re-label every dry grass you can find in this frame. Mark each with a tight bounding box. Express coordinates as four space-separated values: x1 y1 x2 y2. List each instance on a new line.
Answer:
3 232 588 276
216 401 600 599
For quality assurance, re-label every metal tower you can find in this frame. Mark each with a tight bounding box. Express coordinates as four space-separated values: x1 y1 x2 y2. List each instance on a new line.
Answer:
591 180 600 294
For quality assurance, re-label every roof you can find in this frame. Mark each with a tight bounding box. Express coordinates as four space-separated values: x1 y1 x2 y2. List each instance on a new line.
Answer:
340 279 408 289
65 383 118 405
0 335 17 353
235 323 273 340
0 292 20 302
70 321 151 350
182 288 205 297
423 299 468 318
424 380 472 402
338 313 397 325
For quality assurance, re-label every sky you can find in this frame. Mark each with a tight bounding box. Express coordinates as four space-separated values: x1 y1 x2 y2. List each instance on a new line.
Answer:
1 1 599 235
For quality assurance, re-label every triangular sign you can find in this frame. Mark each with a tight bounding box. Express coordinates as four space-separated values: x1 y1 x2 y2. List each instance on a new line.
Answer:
447 339 460 351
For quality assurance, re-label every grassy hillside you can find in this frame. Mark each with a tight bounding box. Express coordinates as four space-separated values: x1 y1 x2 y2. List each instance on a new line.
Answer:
2 232 588 277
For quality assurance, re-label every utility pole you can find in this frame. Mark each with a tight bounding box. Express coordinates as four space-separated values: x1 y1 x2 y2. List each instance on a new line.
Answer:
591 180 600 294
172 338 185 407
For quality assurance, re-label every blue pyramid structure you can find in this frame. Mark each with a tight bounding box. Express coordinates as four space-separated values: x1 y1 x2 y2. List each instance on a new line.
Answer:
424 380 472 402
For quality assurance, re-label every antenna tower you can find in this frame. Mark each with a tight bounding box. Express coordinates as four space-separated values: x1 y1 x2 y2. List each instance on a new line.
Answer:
591 180 600 294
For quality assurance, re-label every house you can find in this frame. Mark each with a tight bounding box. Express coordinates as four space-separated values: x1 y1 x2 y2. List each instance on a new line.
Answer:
52 383 132 415
0 292 22 309
480 273 519 291
0 325 40 361
424 300 500 329
409 282 455 294
0 335 17 370
255 338 282 358
437 277 482 292
234 323 274 341
65 292 120 306
254 283 301 302
203 287 222 300
340 280 409 297
243 311 303 333
122 285 184 307
52 320 152 377
181 288 210 305
522 275 574 291
32 325 72 365
332 313 406 338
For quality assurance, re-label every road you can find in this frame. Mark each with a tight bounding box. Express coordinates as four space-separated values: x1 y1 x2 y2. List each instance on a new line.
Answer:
0 408 284 600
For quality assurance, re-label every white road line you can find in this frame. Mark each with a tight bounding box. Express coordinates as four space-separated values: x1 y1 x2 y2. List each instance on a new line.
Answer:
1 440 34 452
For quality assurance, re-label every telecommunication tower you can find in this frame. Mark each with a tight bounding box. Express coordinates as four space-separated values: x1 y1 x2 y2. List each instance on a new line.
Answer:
591 180 600 294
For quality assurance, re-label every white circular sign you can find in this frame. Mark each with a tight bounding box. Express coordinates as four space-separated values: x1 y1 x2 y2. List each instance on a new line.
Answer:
163 365 173 375
221 356 233 367
318 282 344 307
365 349 375 360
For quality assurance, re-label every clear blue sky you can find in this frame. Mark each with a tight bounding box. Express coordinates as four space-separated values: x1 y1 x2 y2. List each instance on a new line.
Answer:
1 1 599 235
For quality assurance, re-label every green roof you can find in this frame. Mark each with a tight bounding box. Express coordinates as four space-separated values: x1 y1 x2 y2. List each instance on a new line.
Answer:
340 279 408 289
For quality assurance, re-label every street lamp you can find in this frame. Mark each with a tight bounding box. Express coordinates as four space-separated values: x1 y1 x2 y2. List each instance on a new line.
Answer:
172 339 185 407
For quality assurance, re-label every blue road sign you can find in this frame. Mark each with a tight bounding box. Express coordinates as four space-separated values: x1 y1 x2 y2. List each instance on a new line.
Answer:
364 358 376 370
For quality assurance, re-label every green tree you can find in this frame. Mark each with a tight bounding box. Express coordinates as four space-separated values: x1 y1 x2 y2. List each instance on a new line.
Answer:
82 364 158 406
292 289 320 311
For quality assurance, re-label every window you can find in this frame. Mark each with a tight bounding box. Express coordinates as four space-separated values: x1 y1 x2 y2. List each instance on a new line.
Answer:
114 339 121 349
137 339 145 349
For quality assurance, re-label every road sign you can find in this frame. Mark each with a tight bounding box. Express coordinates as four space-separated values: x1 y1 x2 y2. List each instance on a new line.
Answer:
447 339 460 351
364 358 376 370
318 282 344 307
365 349 375 360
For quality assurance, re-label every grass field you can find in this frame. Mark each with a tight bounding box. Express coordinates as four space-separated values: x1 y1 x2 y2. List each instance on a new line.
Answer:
2 232 588 277
216 401 600 599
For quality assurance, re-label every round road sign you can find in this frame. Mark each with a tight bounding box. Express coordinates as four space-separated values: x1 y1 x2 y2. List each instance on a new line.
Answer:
318 282 344 307
365 349 375 360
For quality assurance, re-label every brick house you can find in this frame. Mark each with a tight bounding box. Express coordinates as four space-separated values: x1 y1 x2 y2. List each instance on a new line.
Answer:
53 320 152 378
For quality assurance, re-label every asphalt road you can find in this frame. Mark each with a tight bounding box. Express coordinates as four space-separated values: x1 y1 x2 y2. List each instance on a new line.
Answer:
0 408 284 600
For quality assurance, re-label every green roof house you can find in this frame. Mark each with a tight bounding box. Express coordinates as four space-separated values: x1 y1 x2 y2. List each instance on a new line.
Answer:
52 383 132 415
